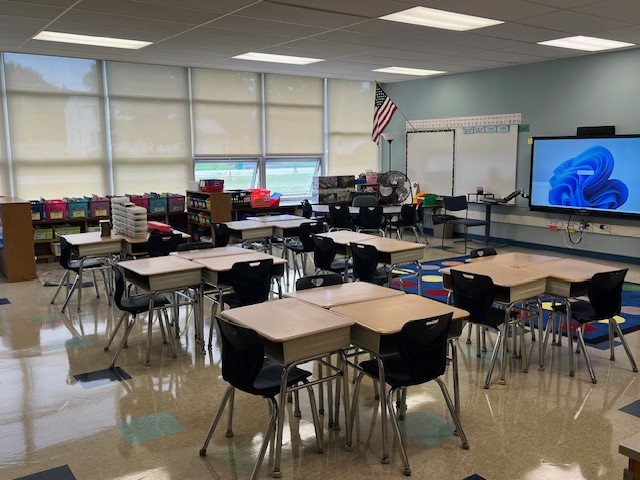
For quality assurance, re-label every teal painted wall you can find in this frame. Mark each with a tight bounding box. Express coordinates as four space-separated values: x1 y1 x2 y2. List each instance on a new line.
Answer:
382 48 640 259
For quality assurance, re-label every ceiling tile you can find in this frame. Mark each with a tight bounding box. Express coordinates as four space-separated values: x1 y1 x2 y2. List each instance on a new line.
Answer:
517 9 630 33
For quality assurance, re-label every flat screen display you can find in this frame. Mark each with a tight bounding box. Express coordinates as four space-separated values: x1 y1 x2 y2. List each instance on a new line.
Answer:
529 135 640 218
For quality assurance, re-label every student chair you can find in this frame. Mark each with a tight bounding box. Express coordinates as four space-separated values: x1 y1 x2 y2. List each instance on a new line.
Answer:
354 206 385 236
350 313 468 476
147 232 183 257
312 235 350 278
175 241 214 251
388 204 424 243
327 204 353 231
284 221 325 281
212 222 230 247
350 242 392 286
199 317 323 480
441 195 487 253
295 273 344 291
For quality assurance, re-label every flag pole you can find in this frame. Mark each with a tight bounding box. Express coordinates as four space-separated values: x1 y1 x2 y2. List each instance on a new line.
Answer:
376 82 417 132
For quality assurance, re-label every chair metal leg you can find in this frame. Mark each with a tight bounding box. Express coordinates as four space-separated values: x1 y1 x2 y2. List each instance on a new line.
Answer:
109 314 136 368
104 312 128 352
435 377 469 449
484 328 503 389
61 274 80 313
386 387 411 476
577 325 597 384
613 320 639 372
226 388 235 437
199 385 235 455
302 380 324 454
50 270 70 304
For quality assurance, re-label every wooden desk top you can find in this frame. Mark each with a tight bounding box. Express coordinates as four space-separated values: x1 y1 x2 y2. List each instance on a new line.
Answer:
312 204 403 215
441 262 547 287
524 258 618 282
330 294 468 335
61 232 123 245
225 220 272 230
316 231 377 245
221 297 353 343
119 230 190 244
284 281 405 308
270 218 313 229
245 214 303 222
193 251 287 272
118 255 203 276
359 236 425 253
469 252 561 266
620 432 640 463
169 245 247 260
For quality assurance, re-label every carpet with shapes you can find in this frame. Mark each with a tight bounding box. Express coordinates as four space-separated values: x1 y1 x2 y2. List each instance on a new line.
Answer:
390 256 640 344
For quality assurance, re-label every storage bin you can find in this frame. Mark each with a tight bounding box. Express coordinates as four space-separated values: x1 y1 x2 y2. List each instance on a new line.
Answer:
34 226 54 240
128 195 149 211
249 188 270 208
166 193 186 213
145 193 168 213
44 199 67 220
228 190 251 209
88 196 111 217
65 197 89 218
30 200 45 221
54 224 82 237
269 192 281 207
50 242 61 257
199 179 224 193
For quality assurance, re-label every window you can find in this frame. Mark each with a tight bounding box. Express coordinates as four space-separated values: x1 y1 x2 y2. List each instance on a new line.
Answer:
194 158 259 190
265 158 320 201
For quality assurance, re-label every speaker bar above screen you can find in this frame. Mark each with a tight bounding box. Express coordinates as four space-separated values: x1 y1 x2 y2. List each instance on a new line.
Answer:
576 125 615 137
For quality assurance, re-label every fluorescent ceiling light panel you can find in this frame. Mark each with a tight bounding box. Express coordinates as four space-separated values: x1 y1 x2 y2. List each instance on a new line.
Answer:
538 35 634 52
33 31 151 49
373 66 445 76
233 52 323 65
380 7 503 31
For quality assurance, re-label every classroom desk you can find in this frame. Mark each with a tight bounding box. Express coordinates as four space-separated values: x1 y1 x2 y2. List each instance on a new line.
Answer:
221 297 354 478
441 262 547 387
245 214 303 222
524 258 620 377
271 218 313 238
58 232 122 312
118 256 204 364
169 245 248 260
225 220 274 242
315 230 378 256
330 294 469 463
193 251 287 287
360 236 426 292
284 281 404 308
619 432 640 480
119 230 190 257
312 204 403 215
469 252 561 266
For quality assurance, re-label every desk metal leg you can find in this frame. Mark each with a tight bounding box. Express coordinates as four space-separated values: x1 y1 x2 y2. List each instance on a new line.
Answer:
145 296 156 366
376 356 390 464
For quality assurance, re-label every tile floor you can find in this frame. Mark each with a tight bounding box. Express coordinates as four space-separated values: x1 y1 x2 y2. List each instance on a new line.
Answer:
1 242 639 480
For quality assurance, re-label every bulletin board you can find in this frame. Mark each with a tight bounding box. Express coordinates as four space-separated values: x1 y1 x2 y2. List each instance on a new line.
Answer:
406 125 518 198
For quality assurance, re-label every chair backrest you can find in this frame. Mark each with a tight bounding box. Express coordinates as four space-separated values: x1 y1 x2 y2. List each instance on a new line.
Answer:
399 204 417 224
111 264 126 311
328 204 351 229
216 316 265 394
297 221 325 251
312 235 338 270
443 195 469 214
175 241 214 251
230 258 274 306
469 247 497 258
450 270 496 323
587 269 628 319
358 206 384 229
301 199 313 219
295 273 343 291
350 242 379 281
397 313 453 385
212 223 230 247
352 195 378 207
147 233 183 257
59 236 73 269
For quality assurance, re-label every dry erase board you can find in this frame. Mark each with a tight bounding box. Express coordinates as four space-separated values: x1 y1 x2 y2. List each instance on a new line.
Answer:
406 125 517 198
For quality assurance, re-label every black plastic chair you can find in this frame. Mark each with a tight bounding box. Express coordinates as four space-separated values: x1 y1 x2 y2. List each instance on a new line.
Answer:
328 204 353 231
350 242 391 286
207 259 275 348
147 232 183 257
469 247 497 258
104 264 174 367
295 273 344 291
441 195 487 253
350 313 468 476
389 204 424 243
50 236 111 313
175 241 214 251
284 221 325 280
451 269 527 389
351 195 378 207
212 222 230 247
355 206 385 236
199 317 322 480
551 269 637 384
312 235 350 277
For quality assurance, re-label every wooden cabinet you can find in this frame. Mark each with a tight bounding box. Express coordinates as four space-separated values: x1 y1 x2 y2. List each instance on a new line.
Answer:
186 191 232 240
0 198 37 282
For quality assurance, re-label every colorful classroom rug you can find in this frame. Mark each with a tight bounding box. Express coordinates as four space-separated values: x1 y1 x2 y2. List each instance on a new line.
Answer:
390 256 640 345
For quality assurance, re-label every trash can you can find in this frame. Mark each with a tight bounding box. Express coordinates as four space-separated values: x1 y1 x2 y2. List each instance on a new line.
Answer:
432 214 456 239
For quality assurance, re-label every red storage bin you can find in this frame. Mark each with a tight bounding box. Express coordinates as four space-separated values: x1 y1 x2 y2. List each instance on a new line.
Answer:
44 199 67 220
128 195 149 210
249 188 270 208
199 179 224 193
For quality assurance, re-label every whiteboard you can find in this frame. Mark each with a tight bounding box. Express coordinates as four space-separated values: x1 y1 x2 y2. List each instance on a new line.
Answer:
453 125 518 198
406 130 454 196
406 125 517 198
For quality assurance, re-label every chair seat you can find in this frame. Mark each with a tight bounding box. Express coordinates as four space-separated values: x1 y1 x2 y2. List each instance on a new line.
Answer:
68 257 106 272
447 218 486 227
120 293 171 315
286 241 311 254
474 306 507 328
360 355 412 387
252 359 312 397
559 300 597 323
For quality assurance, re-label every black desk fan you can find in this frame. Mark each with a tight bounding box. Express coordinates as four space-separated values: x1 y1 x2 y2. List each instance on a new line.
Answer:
378 170 412 205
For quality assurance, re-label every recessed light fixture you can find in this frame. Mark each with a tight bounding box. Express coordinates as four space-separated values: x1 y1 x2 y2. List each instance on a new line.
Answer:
380 7 503 31
33 31 151 49
233 52 323 65
373 66 445 76
538 35 635 52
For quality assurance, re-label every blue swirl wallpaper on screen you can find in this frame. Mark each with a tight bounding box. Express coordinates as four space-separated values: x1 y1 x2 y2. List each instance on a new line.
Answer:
531 137 640 215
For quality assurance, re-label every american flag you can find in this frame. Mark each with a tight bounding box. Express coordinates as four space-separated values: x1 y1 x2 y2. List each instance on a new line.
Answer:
372 83 398 145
